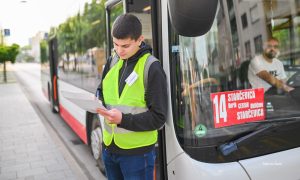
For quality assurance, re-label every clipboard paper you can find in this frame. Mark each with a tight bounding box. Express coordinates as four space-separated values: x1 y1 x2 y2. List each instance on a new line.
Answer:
61 91 107 113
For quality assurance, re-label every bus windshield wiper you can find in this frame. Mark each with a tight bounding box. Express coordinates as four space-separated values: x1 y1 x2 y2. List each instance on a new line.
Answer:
218 118 299 156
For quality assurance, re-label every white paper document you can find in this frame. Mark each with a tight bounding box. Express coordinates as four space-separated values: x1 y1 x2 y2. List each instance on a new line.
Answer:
61 91 107 113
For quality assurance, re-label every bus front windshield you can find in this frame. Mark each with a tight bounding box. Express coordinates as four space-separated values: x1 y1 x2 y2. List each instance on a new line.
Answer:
169 0 300 163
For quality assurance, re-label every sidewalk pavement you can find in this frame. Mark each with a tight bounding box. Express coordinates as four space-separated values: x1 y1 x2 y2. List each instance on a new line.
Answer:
0 66 81 179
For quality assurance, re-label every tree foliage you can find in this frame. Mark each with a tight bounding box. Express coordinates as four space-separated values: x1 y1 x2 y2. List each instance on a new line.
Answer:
54 0 106 57
0 44 20 63
0 43 20 82
40 40 48 63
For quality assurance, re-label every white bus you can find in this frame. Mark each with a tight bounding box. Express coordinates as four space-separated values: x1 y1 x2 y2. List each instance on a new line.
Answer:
41 0 300 179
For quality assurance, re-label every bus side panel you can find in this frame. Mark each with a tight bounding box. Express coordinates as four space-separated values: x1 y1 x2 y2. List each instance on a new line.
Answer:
167 153 249 180
58 80 93 144
48 38 59 111
40 39 52 103
163 111 249 180
239 147 300 180
59 105 87 144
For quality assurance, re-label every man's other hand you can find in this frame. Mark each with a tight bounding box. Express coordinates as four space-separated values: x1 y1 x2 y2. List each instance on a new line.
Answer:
283 84 295 92
96 108 122 125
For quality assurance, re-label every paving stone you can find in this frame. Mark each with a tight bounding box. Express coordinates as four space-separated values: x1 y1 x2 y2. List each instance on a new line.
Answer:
0 171 17 179
0 159 16 168
1 163 30 173
17 167 47 178
30 159 59 169
0 70 85 179
24 175 35 180
34 171 66 180
46 163 70 173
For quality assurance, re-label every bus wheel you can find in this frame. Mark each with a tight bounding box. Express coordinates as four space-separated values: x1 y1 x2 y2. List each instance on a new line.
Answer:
90 115 106 175
48 83 57 113
50 97 58 113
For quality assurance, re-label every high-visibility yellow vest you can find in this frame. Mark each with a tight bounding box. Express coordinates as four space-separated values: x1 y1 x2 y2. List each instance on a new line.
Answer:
102 53 158 149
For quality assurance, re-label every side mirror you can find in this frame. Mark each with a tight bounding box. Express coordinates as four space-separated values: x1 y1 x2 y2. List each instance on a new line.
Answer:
168 0 218 37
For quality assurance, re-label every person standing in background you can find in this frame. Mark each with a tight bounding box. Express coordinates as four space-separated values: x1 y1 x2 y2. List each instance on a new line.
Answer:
248 37 294 94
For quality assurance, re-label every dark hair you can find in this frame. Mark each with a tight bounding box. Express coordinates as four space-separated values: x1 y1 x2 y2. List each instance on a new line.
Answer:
112 14 142 40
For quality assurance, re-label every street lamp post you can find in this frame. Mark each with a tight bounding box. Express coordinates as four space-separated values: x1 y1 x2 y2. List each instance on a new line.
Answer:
1 28 10 82
0 29 3 45
1 29 7 82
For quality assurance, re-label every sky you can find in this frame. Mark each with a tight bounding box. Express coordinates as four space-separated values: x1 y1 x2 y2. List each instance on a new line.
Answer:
0 0 90 46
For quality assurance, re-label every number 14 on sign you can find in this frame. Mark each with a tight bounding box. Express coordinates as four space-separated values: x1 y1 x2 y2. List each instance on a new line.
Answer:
213 94 227 124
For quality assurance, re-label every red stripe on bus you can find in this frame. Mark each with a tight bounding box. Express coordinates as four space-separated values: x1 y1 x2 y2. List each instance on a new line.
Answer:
53 76 57 100
59 104 87 144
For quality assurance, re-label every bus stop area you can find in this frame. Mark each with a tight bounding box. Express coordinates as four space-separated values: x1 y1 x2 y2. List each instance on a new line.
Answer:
0 64 86 180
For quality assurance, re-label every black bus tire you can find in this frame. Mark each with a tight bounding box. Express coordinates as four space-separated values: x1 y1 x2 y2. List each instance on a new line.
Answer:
90 114 106 175
48 83 57 113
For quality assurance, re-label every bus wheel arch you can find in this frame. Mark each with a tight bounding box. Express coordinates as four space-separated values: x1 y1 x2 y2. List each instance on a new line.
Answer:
47 82 51 102
48 82 58 113
86 112 106 175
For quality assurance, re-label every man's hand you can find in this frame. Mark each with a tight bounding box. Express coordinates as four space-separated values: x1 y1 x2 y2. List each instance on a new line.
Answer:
277 79 294 92
257 71 294 92
283 84 295 92
96 108 122 124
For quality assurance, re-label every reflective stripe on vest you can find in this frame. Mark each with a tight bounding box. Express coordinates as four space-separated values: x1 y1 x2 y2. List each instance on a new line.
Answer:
104 104 147 134
102 53 158 149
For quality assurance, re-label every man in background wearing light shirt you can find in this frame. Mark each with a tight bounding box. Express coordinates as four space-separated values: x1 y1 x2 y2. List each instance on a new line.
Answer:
248 37 294 94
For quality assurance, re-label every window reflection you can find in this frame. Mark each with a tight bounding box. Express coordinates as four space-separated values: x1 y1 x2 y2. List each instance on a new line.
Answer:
55 0 109 93
170 0 300 145
109 2 124 55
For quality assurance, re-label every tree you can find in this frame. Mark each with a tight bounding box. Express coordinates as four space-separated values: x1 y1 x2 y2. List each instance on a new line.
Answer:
0 44 20 82
56 0 106 52
81 0 106 49
40 40 48 64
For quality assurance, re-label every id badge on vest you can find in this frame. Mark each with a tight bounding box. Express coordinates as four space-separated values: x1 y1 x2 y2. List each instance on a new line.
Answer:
125 71 138 86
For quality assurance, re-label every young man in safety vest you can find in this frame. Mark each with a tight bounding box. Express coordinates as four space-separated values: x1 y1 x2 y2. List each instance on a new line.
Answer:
96 13 167 180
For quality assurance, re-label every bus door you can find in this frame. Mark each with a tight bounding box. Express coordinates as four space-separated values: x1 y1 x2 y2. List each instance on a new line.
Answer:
105 0 166 179
48 37 59 113
125 0 166 179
